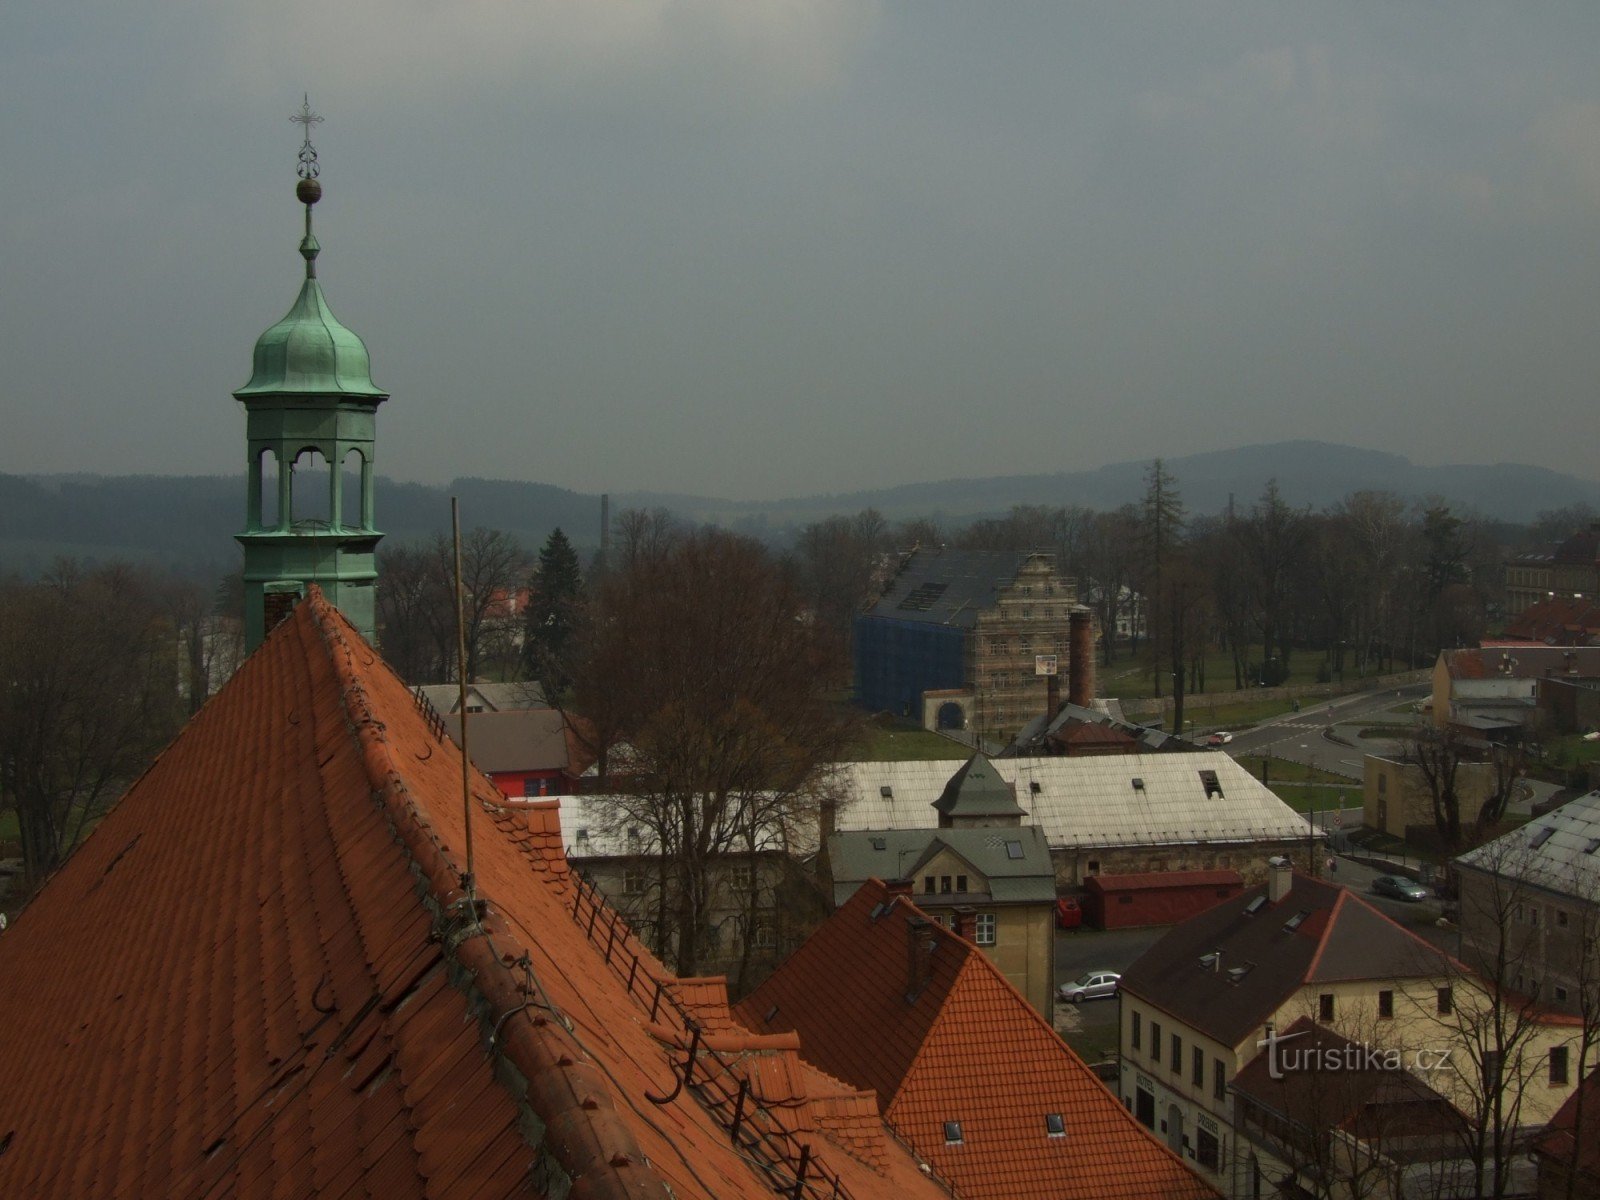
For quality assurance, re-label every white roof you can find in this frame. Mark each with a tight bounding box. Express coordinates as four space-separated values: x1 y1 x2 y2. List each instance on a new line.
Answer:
835 754 1311 849
1456 790 1600 897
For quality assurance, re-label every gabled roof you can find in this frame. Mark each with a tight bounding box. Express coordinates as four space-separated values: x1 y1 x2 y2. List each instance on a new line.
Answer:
415 681 546 714
1503 596 1600 646
737 881 1219 1200
1230 1017 1465 1140
932 754 1026 819
1119 874 1454 1049
829 826 1056 907
863 549 1038 628
836 755 1310 848
1455 789 1600 899
1533 1066 1600 1184
441 706 597 776
1442 645 1600 682
0 592 948 1200
1007 701 1185 756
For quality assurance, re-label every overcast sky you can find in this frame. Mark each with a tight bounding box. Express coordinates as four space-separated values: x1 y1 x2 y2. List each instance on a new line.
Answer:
3 3 1598 500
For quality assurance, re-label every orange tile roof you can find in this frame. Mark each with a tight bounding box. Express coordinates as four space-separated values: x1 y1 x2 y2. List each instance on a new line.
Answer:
736 880 1220 1200
0 591 950 1200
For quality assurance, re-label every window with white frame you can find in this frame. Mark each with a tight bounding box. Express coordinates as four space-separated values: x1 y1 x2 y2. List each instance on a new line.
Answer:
975 913 997 946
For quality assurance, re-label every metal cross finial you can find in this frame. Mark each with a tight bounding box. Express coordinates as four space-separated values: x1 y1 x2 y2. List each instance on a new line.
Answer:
292 94 323 180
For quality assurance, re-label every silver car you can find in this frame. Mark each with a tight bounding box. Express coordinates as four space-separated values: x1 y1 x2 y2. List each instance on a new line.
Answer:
1059 970 1121 1003
1371 875 1429 903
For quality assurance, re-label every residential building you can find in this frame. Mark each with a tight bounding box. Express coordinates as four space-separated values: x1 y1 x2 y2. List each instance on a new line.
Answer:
1117 858 1581 1194
0 591 952 1200
853 548 1087 737
440 706 595 797
414 679 546 714
828 768 1057 1015
1505 523 1600 618
1454 790 1600 1018
554 792 826 994
834 753 1314 888
1432 645 1600 739
1499 594 1600 647
738 878 1220 1200
1228 1016 1473 1199
1362 752 1496 840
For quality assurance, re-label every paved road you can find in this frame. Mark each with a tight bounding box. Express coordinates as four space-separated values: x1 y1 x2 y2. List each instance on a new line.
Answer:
1223 683 1429 780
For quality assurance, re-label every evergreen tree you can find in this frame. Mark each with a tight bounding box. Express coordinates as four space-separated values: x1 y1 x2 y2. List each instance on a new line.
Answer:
1138 460 1186 696
525 528 582 694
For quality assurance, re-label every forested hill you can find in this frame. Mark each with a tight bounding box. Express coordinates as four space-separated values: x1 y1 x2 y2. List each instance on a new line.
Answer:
3 441 1596 575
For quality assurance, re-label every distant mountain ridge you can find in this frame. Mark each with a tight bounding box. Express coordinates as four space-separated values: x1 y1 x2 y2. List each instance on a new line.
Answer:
2 441 1595 574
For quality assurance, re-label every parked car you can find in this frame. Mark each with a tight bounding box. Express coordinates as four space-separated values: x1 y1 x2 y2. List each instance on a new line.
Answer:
1055 896 1083 930
1206 731 1234 746
1058 970 1121 1003
1371 875 1429 903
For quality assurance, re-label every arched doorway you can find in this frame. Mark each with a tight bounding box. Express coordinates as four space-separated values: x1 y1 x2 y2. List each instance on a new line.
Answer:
937 702 966 731
1166 1104 1183 1155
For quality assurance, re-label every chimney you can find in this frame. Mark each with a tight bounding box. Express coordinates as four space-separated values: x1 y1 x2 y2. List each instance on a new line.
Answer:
905 916 935 1000
1069 609 1096 707
885 878 913 899
1266 855 1292 903
954 907 978 943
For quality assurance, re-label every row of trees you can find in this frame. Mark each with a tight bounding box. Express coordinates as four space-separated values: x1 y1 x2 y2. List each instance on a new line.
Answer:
0 563 219 889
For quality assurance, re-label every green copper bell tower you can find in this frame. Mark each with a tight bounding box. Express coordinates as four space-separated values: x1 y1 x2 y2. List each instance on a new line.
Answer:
236 99 387 650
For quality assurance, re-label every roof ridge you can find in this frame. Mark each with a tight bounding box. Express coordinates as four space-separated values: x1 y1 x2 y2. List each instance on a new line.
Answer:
1300 884 1346 982
304 591 674 1200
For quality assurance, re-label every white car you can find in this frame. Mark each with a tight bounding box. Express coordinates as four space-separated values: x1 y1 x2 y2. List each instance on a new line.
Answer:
1206 731 1233 746
1058 970 1121 1003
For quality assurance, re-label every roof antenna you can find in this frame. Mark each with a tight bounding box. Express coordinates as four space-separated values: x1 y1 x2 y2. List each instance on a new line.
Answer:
452 497 477 900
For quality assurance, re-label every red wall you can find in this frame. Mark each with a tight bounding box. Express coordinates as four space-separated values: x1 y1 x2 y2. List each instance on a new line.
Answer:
1085 873 1243 930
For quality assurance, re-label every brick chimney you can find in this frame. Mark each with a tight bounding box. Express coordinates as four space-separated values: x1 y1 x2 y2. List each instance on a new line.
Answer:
905 916 935 1001
1069 608 1096 707
954 907 978 943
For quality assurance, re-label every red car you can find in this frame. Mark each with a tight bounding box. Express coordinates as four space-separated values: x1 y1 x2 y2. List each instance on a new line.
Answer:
1055 896 1083 930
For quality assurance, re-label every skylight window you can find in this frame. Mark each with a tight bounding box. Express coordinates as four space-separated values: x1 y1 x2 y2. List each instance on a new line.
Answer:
871 836 887 851
897 582 949 612
1198 953 1219 971
1529 827 1555 849
1006 840 1024 860
880 785 894 799
1045 1113 1066 1138
1226 964 1255 984
1131 778 1145 791
1029 780 1042 794
1243 896 1268 917
1282 910 1309 933
943 1121 964 1145
1586 838 1600 855
1198 770 1223 799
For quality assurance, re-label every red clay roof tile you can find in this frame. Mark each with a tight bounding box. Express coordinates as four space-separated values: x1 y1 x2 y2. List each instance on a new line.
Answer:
738 881 1219 1200
0 591 948 1200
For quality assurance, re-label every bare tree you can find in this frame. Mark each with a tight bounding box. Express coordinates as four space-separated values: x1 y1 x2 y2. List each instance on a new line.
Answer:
611 506 680 573
565 530 858 976
0 563 185 889
375 528 526 683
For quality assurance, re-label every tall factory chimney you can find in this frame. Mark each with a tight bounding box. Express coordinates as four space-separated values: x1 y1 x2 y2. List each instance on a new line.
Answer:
1068 608 1096 707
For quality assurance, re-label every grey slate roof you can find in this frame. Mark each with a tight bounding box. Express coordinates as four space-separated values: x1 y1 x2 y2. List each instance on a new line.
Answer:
829 825 1056 908
1007 701 1188 755
932 754 1027 819
1119 874 1452 1049
864 548 1032 628
1456 789 1600 897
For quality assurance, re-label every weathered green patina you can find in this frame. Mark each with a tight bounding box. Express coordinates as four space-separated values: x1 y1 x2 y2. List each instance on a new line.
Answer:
235 109 387 651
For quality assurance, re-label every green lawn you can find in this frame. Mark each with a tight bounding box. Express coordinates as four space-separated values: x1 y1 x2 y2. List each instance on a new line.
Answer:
1545 733 1600 774
1184 697 1300 729
1233 756 1361 813
858 724 971 761
1100 645 1395 701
